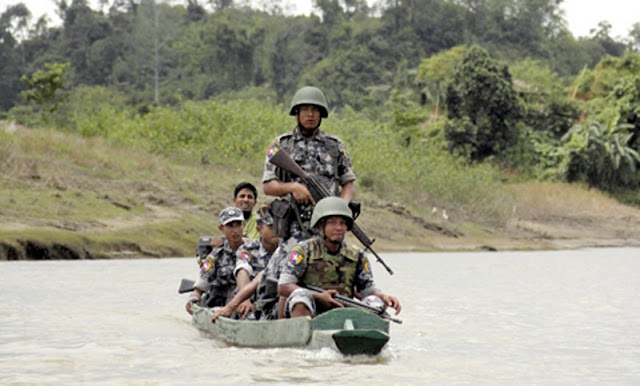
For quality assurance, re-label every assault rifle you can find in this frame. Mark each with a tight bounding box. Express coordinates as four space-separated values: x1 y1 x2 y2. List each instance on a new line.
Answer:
305 284 402 324
268 148 394 275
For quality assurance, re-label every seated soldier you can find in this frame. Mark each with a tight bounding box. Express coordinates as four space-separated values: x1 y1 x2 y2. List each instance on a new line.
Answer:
277 197 401 318
186 207 245 314
212 247 289 322
226 204 280 319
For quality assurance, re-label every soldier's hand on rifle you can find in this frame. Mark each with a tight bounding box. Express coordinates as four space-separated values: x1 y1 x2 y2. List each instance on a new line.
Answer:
290 182 316 205
315 289 344 310
378 293 401 314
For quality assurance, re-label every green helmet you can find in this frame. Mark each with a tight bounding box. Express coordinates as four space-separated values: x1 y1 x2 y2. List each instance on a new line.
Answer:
289 86 329 118
311 197 353 230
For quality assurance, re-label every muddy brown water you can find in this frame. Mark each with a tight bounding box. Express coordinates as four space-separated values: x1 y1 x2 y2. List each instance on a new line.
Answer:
1 248 639 384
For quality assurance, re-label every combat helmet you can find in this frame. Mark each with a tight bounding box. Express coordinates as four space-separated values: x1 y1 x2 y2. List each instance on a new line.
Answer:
289 86 329 118
310 197 353 230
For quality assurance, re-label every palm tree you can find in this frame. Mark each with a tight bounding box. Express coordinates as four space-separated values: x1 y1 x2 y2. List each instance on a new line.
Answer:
562 120 640 190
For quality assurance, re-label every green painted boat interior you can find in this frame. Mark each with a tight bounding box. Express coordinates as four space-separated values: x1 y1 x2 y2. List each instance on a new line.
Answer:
312 308 389 333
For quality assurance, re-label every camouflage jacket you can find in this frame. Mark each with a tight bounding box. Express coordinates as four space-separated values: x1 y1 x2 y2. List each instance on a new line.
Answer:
262 127 356 240
193 239 238 307
278 237 378 298
234 239 273 279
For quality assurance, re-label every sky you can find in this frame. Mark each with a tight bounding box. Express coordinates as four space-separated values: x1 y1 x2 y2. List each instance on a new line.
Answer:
1 0 638 39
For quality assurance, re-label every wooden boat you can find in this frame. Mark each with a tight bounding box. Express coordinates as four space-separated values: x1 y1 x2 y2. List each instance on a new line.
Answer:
191 304 391 356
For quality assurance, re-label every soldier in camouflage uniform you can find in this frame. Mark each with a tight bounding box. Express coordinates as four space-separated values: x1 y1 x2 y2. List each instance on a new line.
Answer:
262 86 356 252
228 204 280 318
250 242 290 320
186 207 245 314
278 197 401 318
211 244 288 322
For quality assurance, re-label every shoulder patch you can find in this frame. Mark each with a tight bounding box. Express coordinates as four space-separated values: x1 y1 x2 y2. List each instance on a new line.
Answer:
339 143 350 161
362 255 371 273
200 257 214 273
266 142 279 159
240 250 251 263
288 247 306 266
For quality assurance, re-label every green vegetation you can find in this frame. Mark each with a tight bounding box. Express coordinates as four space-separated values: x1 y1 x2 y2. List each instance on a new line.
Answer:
2 1 640 259
0 116 511 259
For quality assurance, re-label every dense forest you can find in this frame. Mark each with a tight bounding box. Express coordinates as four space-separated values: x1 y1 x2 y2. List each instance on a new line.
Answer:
2 0 638 109
2 0 640 209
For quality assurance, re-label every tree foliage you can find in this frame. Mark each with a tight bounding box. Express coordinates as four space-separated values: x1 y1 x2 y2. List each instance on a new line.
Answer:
0 3 31 110
0 0 629 111
1 0 640 194
20 62 71 122
510 58 579 138
416 45 467 117
444 46 521 161
562 120 640 190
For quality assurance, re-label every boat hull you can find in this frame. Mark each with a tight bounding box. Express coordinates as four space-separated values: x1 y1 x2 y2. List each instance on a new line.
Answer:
191 306 390 355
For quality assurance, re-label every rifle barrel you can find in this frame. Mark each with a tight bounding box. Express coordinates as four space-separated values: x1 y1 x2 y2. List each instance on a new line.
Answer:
307 174 394 275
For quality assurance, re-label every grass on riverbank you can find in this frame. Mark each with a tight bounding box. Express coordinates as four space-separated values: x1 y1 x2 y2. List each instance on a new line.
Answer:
0 123 240 259
2 120 639 260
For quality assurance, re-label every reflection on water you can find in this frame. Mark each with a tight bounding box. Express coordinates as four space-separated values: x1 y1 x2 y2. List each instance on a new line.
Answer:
1 248 639 384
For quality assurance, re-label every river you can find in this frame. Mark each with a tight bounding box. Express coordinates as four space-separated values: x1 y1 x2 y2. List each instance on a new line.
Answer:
1 248 639 385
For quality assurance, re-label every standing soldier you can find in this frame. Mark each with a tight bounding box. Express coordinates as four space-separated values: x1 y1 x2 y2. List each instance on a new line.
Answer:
262 86 356 252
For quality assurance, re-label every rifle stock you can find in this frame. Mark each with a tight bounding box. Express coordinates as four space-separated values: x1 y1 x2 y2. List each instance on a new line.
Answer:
178 278 195 294
269 148 394 275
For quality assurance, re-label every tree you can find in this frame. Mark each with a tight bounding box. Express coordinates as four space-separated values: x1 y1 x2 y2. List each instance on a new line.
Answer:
454 0 565 58
186 0 207 22
210 0 235 9
589 21 626 57
510 58 578 138
416 45 467 119
20 62 71 123
444 46 521 162
0 3 31 110
60 0 113 85
114 0 184 105
578 52 640 138
630 22 640 52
